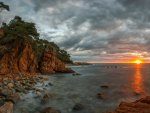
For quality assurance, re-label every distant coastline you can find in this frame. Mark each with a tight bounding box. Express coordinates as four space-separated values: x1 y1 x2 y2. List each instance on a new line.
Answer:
67 62 92 66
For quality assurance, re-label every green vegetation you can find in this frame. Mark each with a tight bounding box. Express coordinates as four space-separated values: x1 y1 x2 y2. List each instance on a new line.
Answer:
0 2 72 63
0 16 72 63
0 2 9 11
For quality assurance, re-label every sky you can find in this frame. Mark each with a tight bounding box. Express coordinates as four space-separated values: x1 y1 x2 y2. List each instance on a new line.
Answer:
1 0 150 63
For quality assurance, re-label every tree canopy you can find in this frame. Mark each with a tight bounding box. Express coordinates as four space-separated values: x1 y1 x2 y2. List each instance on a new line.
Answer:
0 2 9 12
0 16 72 63
1 16 39 39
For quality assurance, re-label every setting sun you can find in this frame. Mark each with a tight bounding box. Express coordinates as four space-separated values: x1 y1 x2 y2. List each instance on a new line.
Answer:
134 59 143 64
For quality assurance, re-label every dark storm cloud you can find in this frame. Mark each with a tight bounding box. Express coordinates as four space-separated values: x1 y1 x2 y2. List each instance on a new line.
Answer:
1 0 150 62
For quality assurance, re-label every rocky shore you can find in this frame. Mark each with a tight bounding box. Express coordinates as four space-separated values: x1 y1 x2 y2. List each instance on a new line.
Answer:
0 74 63 113
107 96 150 113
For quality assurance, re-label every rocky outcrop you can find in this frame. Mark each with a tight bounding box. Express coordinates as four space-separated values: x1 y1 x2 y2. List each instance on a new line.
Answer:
0 39 37 75
0 36 73 76
40 51 67 74
107 96 150 113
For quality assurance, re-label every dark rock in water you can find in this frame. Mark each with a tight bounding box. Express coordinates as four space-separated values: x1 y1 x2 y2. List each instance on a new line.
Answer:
48 82 53 86
97 93 106 99
107 96 150 113
62 68 75 73
41 93 54 104
72 103 84 111
100 85 109 89
40 107 61 113
72 73 81 76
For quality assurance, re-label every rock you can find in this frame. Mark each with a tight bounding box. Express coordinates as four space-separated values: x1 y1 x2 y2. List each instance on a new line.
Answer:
6 93 20 104
72 73 81 76
7 83 14 88
0 102 13 113
0 97 5 106
48 82 53 86
40 107 61 113
72 103 84 111
41 93 54 104
0 31 73 75
36 91 42 97
100 85 109 89
97 93 106 99
63 68 75 73
0 39 37 75
107 96 150 113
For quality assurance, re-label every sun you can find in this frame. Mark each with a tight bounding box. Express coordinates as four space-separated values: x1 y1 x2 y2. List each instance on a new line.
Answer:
134 59 143 64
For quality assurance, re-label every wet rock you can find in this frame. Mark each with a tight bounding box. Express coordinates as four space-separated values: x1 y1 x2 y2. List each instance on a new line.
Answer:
72 103 84 111
0 89 11 97
15 87 25 93
40 107 61 113
48 82 53 86
107 96 150 113
72 73 81 76
97 93 106 99
41 93 54 104
7 83 14 89
20 107 29 113
0 97 5 106
36 91 42 97
0 102 13 113
63 68 75 73
100 85 109 89
6 93 20 104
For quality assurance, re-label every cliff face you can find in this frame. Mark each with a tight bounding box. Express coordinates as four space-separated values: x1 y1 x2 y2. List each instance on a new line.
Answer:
0 37 71 75
0 39 37 75
40 51 66 74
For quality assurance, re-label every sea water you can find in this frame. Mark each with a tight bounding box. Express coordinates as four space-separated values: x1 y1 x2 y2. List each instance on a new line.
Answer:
14 64 150 113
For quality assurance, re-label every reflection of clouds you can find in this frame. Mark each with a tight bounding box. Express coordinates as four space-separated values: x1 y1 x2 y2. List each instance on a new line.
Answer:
133 65 145 94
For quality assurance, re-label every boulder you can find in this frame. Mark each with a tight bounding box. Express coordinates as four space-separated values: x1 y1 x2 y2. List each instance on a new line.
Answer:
107 96 150 113
40 107 61 113
72 103 84 111
0 102 13 113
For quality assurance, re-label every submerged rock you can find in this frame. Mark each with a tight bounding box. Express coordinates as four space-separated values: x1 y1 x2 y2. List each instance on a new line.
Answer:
107 96 150 113
40 107 61 113
41 93 54 104
72 103 84 111
72 73 81 76
97 93 107 99
100 85 109 89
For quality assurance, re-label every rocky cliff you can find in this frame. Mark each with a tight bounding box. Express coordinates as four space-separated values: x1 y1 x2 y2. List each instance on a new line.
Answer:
0 25 73 76
0 16 73 76
40 51 68 74
0 38 37 75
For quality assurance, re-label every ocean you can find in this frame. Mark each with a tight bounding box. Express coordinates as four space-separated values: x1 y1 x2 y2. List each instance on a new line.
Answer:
14 63 150 113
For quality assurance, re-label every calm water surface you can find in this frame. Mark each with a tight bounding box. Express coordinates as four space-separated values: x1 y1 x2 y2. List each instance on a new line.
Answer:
14 64 150 113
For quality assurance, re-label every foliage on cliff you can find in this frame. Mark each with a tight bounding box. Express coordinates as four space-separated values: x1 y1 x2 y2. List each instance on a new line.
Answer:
0 2 9 11
0 16 72 63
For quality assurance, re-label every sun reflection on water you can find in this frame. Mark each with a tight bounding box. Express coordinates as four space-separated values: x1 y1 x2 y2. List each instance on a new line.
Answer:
133 64 145 95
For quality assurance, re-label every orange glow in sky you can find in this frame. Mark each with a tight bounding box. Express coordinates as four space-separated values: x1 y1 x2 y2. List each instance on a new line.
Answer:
133 59 143 64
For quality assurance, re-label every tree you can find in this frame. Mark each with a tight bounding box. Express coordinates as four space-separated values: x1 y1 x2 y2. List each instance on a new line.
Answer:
1 16 39 39
0 2 9 12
